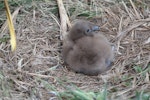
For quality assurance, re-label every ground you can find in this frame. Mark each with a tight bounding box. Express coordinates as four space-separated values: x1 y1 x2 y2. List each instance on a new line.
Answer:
0 0 150 100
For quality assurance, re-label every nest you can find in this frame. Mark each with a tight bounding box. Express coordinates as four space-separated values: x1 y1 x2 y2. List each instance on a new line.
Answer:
0 0 149 99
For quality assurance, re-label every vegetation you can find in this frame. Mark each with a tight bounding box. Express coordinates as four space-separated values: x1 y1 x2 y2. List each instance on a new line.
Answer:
0 0 149 99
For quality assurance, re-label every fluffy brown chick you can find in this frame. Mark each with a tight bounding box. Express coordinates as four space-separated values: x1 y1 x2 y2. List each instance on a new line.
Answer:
62 20 114 75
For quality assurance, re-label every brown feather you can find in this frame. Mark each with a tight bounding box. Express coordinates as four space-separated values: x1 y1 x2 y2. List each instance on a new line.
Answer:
62 20 114 75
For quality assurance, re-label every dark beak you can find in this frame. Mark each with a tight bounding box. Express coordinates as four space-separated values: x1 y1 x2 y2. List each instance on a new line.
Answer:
92 26 100 31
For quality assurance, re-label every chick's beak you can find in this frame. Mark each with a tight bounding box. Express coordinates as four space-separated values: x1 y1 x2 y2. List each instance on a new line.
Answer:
92 26 100 31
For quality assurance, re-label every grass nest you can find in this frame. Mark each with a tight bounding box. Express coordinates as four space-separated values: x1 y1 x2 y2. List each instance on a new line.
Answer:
0 0 149 99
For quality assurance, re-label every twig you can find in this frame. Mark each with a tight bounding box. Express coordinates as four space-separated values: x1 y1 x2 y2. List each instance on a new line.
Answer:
129 0 141 19
56 0 71 40
0 7 22 37
115 18 150 53
122 1 133 20
19 71 55 79
116 18 150 41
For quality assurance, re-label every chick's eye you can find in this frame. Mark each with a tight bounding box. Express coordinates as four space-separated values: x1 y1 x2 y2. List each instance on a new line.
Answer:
86 29 90 33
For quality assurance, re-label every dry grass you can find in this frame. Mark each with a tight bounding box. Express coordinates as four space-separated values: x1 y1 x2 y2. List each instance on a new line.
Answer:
0 0 150 99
